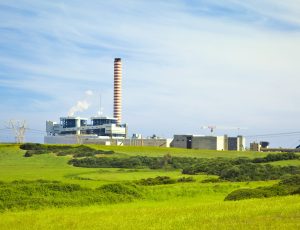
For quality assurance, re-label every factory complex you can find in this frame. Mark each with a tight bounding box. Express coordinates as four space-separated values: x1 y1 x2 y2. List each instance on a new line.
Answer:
45 116 127 143
44 58 245 151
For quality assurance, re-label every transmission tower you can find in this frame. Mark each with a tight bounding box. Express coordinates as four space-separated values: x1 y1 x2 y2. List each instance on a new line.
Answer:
8 120 27 143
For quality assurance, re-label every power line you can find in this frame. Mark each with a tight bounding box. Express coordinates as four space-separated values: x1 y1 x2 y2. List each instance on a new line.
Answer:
0 127 45 133
0 126 45 142
26 128 45 133
245 131 300 138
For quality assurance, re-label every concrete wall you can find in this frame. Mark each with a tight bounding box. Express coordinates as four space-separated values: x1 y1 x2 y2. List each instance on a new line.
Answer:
82 138 171 147
192 136 217 150
44 135 171 147
44 136 77 144
120 139 171 147
216 136 225 150
171 135 191 148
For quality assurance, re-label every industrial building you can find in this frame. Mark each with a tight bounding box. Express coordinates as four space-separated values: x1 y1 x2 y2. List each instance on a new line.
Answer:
44 58 170 147
250 141 271 151
45 116 127 141
45 58 127 143
250 142 261 151
170 135 245 151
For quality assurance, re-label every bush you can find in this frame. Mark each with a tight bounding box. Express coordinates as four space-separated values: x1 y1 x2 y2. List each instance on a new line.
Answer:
70 155 211 171
279 174 300 186
201 178 226 183
182 167 196 175
97 183 142 198
225 175 300 201
177 177 195 183
0 180 142 212
136 176 176 186
20 144 114 158
20 143 44 150
224 188 271 201
219 164 300 182
292 188 300 195
71 154 300 182
252 152 299 163
24 151 33 157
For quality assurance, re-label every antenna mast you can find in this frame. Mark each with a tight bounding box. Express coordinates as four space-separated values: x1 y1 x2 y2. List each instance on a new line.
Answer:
98 92 103 116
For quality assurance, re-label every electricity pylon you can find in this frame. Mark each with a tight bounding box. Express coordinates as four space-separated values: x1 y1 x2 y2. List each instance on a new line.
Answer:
8 120 27 143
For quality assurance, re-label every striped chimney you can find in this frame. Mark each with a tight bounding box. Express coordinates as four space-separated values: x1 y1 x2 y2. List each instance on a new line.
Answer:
114 58 122 124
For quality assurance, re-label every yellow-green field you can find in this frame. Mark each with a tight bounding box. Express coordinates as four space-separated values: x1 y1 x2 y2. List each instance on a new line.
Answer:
0 144 299 229
89 144 271 158
267 159 300 166
1 196 299 230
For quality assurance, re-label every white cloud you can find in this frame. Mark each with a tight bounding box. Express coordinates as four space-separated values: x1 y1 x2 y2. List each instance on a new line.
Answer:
85 90 93 96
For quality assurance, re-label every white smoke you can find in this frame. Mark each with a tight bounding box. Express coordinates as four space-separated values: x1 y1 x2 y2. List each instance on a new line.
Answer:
68 90 94 116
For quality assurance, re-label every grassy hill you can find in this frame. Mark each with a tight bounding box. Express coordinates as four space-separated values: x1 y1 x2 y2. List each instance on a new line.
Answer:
0 144 299 229
89 144 271 158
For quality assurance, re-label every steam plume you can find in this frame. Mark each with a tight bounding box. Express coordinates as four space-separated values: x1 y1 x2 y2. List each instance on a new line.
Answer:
68 90 93 116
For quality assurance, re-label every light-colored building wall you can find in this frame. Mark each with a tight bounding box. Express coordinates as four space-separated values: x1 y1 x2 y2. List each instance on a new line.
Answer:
171 135 191 148
192 136 225 150
223 135 228 151
44 135 77 144
192 136 217 150
44 135 171 147
238 136 246 151
119 139 171 147
216 136 225 150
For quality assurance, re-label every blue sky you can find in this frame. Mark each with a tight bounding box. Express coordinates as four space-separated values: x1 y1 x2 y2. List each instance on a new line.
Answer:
0 0 300 147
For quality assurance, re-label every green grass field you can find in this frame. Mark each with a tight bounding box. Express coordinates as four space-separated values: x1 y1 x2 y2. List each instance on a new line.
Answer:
267 159 300 166
1 196 299 230
89 144 271 158
0 144 299 229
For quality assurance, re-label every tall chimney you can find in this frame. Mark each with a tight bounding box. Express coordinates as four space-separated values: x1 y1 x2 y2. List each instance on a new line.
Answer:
114 58 122 124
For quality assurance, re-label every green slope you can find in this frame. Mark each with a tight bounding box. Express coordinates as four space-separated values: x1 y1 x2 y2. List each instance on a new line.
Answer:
0 196 299 230
0 144 299 229
88 144 270 158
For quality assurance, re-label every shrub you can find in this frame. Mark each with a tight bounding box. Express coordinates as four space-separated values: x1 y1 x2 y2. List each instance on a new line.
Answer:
20 143 43 150
136 176 176 186
201 178 226 183
224 188 271 201
252 152 299 163
20 144 114 158
71 155 300 182
279 174 300 186
0 180 141 212
225 175 300 201
177 177 195 183
24 151 33 157
182 168 196 175
97 183 142 198
292 188 300 195
219 164 300 181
